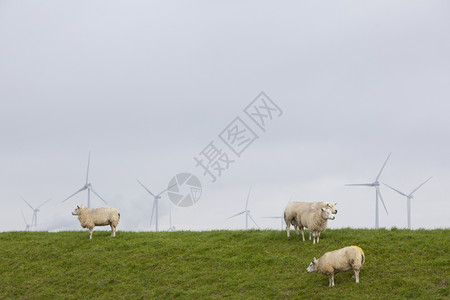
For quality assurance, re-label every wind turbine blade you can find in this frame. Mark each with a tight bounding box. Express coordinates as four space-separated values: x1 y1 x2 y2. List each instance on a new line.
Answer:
136 179 156 197
89 187 108 204
31 212 36 229
156 183 178 197
62 186 87 203
21 197 34 210
375 152 391 181
410 176 433 196
86 152 91 184
36 198 52 209
287 195 293 204
377 186 389 215
248 213 260 228
245 186 252 211
345 183 373 186
226 211 246 219
21 211 28 224
382 183 407 197
263 216 283 219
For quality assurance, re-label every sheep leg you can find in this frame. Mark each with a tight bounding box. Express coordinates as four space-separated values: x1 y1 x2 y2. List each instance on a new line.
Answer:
312 232 316 244
354 269 360 283
295 224 299 236
309 232 311 240
110 224 116 237
286 224 290 238
317 232 320 244
330 273 335 287
300 227 305 241
89 228 93 240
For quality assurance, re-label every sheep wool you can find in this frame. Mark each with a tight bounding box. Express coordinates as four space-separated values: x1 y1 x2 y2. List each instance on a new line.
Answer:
284 201 337 238
306 246 365 287
72 205 120 240
300 207 335 244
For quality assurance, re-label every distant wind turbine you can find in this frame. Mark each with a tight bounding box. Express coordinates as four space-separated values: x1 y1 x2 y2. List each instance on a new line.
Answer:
263 196 293 230
136 179 176 232
22 197 51 230
21 211 32 231
346 153 391 229
62 152 108 208
227 187 259 230
383 177 432 229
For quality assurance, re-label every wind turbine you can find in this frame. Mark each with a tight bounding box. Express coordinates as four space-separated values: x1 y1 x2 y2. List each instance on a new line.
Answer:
62 152 108 208
136 179 176 232
263 196 293 230
383 177 432 229
346 153 391 229
21 211 32 231
227 187 259 230
22 197 51 230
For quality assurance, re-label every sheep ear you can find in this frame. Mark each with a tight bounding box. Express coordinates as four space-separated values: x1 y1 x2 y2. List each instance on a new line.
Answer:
313 257 317 262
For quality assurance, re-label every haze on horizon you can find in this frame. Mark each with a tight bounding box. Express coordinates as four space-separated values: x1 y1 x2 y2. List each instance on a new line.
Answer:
1 1 449 232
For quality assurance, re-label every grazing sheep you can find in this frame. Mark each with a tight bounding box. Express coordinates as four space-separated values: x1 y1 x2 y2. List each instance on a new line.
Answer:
306 246 365 287
299 207 335 244
284 202 337 238
72 205 120 240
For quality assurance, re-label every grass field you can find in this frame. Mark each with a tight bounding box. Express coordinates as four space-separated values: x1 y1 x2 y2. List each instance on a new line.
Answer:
0 228 448 299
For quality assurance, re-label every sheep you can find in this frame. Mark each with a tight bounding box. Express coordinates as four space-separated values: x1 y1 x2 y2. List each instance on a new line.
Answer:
284 201 337 238
72 205 120 240
299 207 335 244
306 246 365 287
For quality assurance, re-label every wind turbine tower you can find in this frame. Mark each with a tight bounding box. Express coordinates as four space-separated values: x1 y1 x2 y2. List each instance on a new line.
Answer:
346 153 391 229
383 177 432 229
168 204 176 232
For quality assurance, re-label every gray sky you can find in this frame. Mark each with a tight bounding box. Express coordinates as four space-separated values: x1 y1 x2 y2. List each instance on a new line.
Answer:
1 1 449 232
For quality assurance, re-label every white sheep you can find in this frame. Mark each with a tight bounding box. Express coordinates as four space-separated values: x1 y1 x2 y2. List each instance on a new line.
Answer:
306 246 365 287
299 207 335 244
72 205 120 240
284 201 337 238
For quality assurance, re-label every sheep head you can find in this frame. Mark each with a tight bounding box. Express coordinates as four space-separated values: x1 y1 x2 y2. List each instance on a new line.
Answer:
306 258 318 273
321 207 335 220
72 205 86 216
326 202 338 214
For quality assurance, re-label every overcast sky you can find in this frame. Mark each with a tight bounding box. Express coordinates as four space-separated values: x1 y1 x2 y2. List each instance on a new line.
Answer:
1 1 449 232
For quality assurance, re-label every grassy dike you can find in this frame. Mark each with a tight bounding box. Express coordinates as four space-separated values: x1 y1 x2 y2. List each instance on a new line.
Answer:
0 229 448 299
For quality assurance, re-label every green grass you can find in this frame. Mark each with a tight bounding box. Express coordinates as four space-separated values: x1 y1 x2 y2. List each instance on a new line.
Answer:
0 229 448 299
